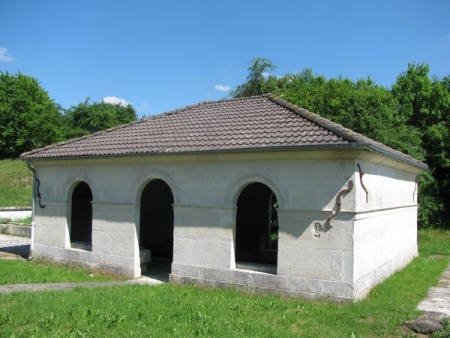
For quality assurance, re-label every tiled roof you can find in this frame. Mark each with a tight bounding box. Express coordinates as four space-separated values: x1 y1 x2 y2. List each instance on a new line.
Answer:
20 94 427 169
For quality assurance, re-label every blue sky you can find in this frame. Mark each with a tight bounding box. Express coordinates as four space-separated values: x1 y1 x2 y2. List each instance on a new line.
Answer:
1 0 449 117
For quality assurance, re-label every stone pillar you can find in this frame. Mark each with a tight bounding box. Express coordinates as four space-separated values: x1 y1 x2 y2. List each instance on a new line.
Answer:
91 202 140 277
34 200 69 249
172 205 237 270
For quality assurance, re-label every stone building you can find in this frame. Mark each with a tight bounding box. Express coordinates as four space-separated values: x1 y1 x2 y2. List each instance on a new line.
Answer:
20 94 427 300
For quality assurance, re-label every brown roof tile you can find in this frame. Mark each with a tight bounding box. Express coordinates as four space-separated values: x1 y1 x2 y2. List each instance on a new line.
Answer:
20 94 427 170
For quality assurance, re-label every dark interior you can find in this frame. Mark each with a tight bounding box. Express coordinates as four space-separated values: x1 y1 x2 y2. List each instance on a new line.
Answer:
140 179 174 260
70 181 93 249
236 183 278 267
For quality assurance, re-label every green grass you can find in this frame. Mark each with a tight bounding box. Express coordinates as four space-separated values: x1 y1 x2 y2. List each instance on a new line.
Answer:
0 259 126 285
0 159 32 207
0 216 31 225
0 229 449 337
418 228 450 257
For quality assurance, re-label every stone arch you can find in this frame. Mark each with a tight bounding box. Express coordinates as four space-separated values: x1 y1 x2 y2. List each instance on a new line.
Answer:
227 175 285 209
138 178 175 270
65 175 96 202
69 181 93 251
133 171 178 206
232 176 282 274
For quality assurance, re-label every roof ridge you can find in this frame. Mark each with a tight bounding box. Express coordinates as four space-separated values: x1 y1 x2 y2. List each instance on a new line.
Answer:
140 95 271 120
166 94 273 112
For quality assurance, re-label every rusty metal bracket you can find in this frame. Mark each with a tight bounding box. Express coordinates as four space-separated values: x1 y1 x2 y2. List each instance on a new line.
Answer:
357 163 369 203
36 178 46 209
326 180 354 229
26 162 46 209
413 176 419 202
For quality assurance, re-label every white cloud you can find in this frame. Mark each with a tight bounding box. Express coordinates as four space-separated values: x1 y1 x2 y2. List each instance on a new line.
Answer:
135 102 151 118
214 84 231 91
136 102 150 112
0 47 16 62
102 96 129 106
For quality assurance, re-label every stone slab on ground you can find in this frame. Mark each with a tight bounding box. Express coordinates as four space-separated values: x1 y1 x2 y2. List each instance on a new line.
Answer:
418 262 450 316
0 224 31 237
403 312 447 334
0 276 164 294
403 262 450 336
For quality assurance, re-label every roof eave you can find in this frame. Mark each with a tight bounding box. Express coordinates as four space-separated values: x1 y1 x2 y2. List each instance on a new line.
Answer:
19 142 428 171
363 143 428 171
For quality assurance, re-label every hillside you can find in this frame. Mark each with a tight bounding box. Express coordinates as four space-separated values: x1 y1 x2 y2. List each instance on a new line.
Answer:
0 159 32 207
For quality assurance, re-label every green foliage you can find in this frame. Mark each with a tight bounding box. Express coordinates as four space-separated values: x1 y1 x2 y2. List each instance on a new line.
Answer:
392 64 450 228
0 72 138 159
432 321 450 338
418 228 450 257
418 172 446 228
231 57 277 97
0 72 64 158
0 229 448 337
0 216 31 225
0 159 32 207
392 63 441 129
62 98 137 138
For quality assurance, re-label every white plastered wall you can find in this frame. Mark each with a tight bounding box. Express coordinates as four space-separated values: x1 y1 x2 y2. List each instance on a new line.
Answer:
351 157 421 298
30 149 423 299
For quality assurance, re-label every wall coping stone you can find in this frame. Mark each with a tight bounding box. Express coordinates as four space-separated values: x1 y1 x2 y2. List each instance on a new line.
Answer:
0 224 31 237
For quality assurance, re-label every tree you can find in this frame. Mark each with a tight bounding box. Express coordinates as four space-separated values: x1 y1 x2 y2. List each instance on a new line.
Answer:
392 65 450 228
391 63 440 129
63 98 137 138
231 58 277 97
0 72 63 158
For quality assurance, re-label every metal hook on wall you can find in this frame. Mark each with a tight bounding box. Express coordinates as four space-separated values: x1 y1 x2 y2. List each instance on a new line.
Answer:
36 178 46 208
357 163 369 203
326 180 354 229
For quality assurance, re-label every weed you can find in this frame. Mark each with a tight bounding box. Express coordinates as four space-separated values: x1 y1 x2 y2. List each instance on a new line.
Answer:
0 216 31 225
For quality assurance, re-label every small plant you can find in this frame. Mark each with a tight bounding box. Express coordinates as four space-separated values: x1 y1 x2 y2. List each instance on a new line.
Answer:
14 216 32 225
0 216 31 225
431 320 450 338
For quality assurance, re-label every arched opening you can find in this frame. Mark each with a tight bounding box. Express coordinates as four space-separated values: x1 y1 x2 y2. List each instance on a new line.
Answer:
139 179 174 273
235 182 278 273
70 181 93 251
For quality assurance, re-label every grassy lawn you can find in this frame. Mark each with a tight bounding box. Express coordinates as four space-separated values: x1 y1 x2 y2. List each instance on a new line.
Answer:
0 159 32 207
0 259 126 285
0 229 449 337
